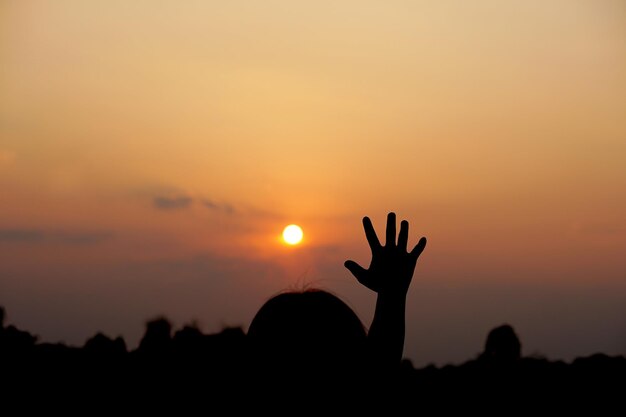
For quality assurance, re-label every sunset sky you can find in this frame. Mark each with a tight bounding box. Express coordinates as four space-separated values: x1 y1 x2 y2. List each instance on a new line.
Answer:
1 0 625 367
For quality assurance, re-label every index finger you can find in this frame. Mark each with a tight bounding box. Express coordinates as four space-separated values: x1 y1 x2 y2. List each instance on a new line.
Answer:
363 216 381 252
386 212 396 247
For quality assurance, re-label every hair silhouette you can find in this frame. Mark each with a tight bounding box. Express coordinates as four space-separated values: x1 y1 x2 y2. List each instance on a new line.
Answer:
247 288 367 375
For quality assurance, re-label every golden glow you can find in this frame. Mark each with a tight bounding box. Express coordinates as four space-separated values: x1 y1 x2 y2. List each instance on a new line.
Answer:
0 0 625 371
282 224 304 245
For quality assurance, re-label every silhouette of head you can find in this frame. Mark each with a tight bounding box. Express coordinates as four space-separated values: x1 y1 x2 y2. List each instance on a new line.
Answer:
483 324 521 363
247 289 367 375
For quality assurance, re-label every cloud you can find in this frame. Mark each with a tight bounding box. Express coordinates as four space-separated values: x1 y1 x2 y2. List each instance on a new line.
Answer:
202 199 236 214
153 196 193 210
148 191 242 215
0 230 43 242
52 231 113 245
0 229 112 245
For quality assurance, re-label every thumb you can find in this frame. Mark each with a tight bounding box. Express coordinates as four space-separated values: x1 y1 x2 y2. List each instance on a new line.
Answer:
344 260 368 283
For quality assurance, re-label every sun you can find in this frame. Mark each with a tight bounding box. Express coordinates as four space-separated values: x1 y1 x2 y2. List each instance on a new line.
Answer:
282 224 304 245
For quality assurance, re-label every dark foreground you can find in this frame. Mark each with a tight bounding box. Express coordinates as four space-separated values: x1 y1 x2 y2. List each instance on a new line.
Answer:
1 307 624 411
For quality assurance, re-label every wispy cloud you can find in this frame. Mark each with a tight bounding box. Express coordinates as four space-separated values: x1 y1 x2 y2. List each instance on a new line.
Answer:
150 193 238 214
0 229 113 245
0 230 43 242
202 199 236 214
153 196 193 210
53 231 113 245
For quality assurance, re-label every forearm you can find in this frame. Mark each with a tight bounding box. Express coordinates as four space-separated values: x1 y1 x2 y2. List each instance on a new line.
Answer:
367 291 407 367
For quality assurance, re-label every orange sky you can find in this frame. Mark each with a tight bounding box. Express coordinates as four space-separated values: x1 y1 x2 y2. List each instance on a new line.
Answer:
1 1 625 366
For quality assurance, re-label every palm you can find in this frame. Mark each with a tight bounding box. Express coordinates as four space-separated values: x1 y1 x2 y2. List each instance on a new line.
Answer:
345 213 426 296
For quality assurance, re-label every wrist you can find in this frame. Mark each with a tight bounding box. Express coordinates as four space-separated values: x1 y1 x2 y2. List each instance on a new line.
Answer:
376 291 407 304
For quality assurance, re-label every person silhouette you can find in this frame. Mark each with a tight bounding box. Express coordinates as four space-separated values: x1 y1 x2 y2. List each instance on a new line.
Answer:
246 212 427 394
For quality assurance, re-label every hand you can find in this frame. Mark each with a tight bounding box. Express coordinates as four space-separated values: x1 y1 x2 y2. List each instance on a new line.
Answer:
345 212 426 296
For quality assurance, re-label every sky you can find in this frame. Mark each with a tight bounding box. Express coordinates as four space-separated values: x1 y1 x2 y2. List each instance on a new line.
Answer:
1 0 625 367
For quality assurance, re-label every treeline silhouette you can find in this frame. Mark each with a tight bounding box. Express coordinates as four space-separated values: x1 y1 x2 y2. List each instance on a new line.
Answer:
1 305 623 409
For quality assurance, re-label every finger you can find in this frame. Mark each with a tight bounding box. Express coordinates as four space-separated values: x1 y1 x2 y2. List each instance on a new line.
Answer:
344 260 368 283
410 237 427 258
386 212 396 247
398 220 409 251
362 216 381 251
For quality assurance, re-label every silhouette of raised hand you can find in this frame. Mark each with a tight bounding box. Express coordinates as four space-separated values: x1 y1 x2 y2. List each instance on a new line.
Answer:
344 212 427 366
345 212 427 296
